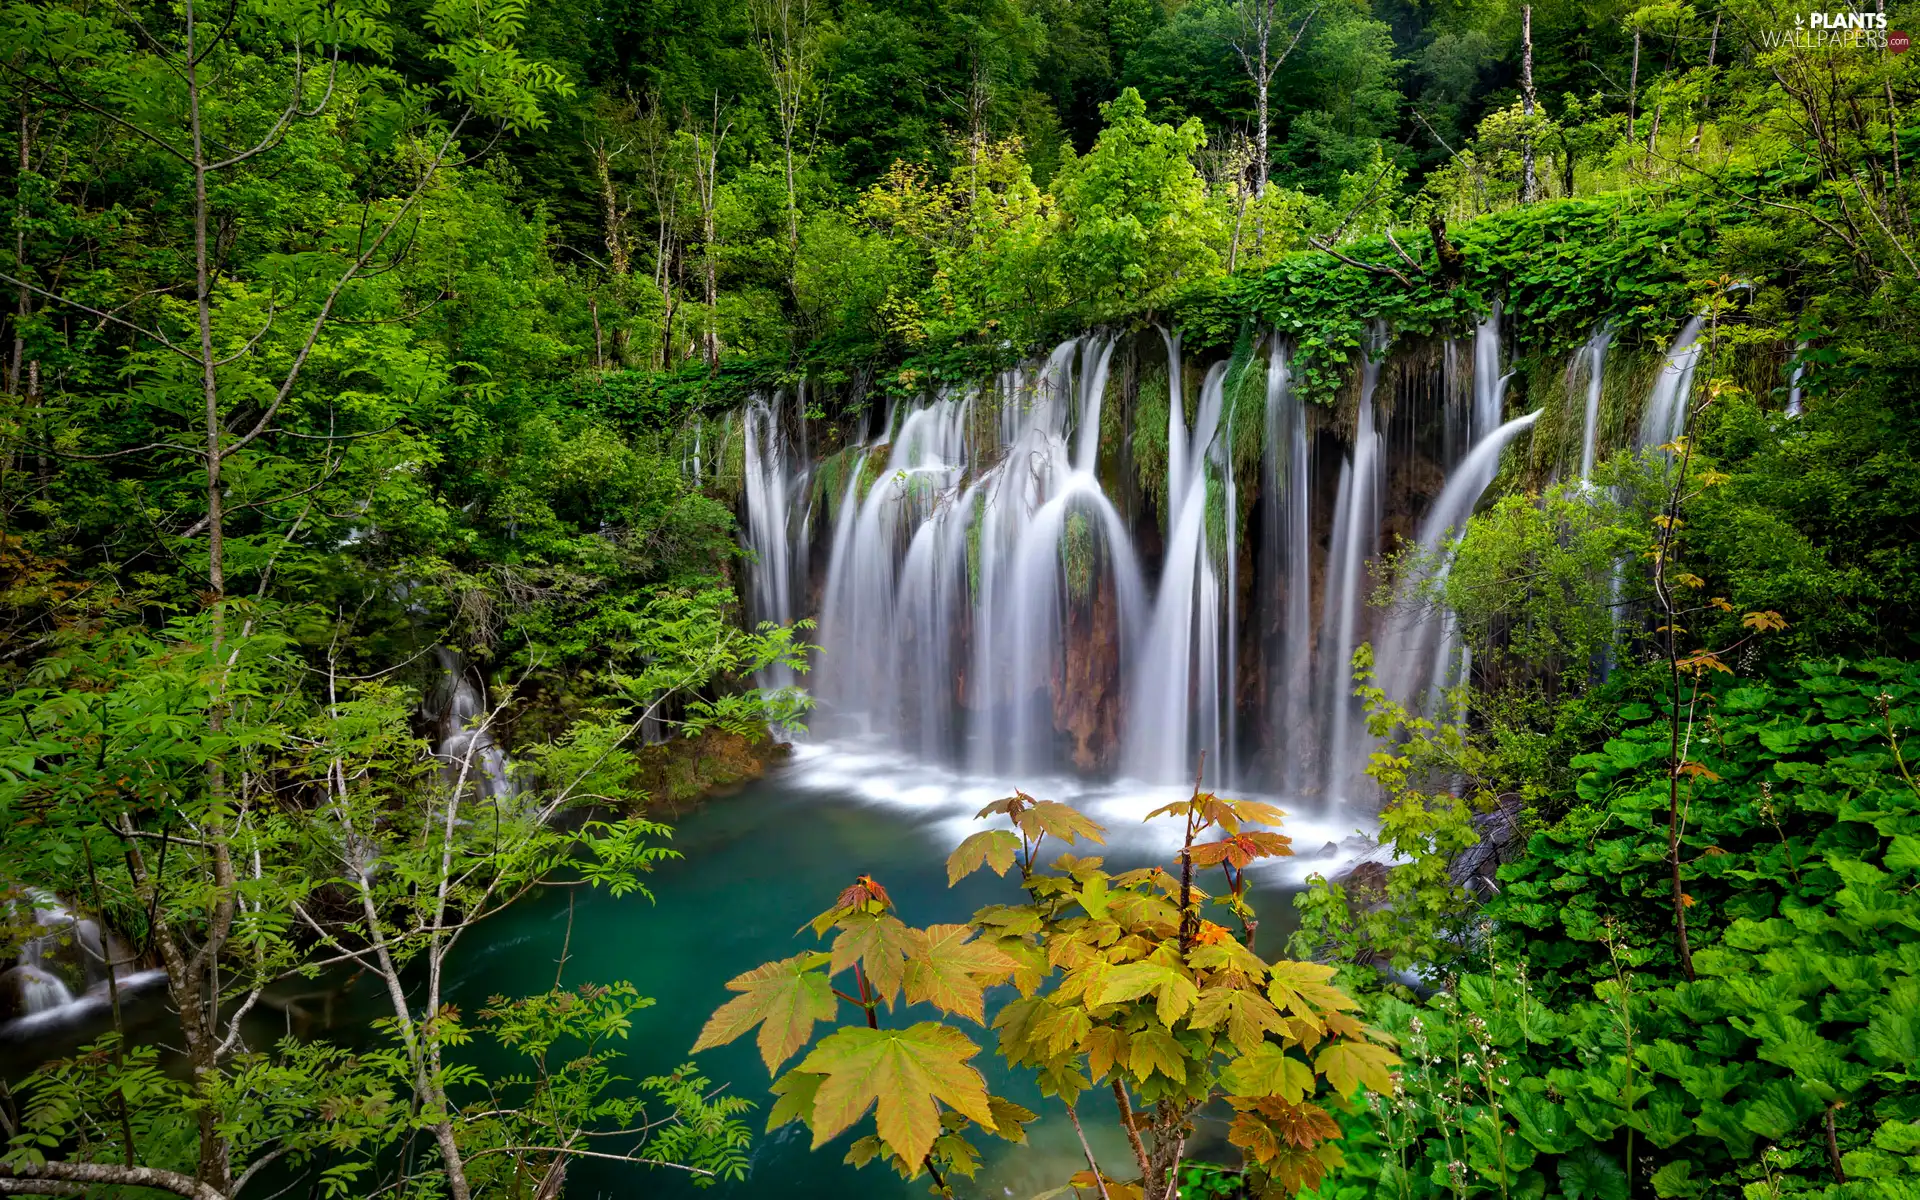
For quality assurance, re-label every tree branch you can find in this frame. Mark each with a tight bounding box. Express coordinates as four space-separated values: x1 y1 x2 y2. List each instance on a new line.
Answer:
0 1162 225 1200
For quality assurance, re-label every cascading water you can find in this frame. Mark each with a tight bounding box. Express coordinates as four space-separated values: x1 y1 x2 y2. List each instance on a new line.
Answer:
811 339 1146 777
0 896 163 1033
1262 343 1316 794
1639 316 1705 448
1126 354 1229 785
1316 333 1387 805
741 392 810 694
1378 309 1521 711
1786 340 1808 417
1574 326 1612 481
432 649 514 796
1380 409 1543 711
744 320 1575 812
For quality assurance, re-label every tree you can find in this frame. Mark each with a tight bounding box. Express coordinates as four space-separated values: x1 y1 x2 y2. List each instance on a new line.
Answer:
0 1 569 1188
687 96 732 373
695 785 1398 1200
1052 88 1224 317
749 0 828 254
1231 0 1319 198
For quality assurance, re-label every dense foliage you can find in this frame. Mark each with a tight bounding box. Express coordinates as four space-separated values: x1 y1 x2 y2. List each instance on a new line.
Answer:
0 0 1915 1195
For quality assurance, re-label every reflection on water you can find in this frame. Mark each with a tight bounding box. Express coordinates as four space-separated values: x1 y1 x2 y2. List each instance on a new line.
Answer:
446 744 1378 1198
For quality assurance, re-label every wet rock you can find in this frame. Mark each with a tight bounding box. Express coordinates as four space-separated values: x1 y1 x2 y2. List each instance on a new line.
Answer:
635 727 792 814
1448 794 1527 898
0 964 73 1022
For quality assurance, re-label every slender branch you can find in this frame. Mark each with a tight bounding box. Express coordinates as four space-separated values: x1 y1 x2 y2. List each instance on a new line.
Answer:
1306 237 1411 287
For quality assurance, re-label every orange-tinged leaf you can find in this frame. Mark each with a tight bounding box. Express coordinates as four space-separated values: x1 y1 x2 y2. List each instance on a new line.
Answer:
693 951 836 1073
1676 649 1732 675
830 912 914 1006
976 790 1035 819
1018 800 1107 845
1263 1140 1339 1192
1128 1027 1187 1083
904 924 1018 1022
948 830 1021 885
1190 986 1288 1056
798 1022 995 1169
1677 760 1721 782
1066 1172 1144 1200
1742 610 1788 632
1083 1025 1129 1081
1314 1039 1400 1097
1192 920 1234 946
1229 1097 1340 1165
1268 959 1360 1018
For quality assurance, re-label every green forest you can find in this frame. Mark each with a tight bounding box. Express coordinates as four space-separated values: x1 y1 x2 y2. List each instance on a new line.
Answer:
0 0 1916 1198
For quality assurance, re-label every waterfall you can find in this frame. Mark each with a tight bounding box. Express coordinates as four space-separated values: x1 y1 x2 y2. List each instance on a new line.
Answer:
744 322 1567 809
809 340 1146 776
1786 340 1808 417
1263 343 1315 794
1 896 163 1031
1380 409 1544 710
1574 326 1612 480
1472 305 1505 443
1317 336 1386 805
432 649 514 796
742 392 809 692
1126 358 1229 785
1639 316 1706 448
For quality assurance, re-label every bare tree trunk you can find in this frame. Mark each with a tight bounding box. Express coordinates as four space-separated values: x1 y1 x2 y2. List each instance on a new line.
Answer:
1692 12 1720 155
691 97 730 375
592 139 631 277
750 0 818 254
184 8 236 1186
8 107 26 400
1232 0 1316 238
1627 31 1641 146
1521 5 1539 203
590 136 632 366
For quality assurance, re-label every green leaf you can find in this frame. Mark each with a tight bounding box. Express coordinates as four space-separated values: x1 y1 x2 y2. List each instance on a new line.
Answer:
1740 1079 1820 1139
1221 1043 1315 1102
797 1022 995 1170
831 912 914 1007
767 1069 824 1131
1558 1147 1629 1200
1649 1161 1703 1199
947 830 1021 885
985 1095 1037 1143
1268 959 1361 1021
1314 1040 1399 1097
693 951 836 1073
1886 835 1920 875
1095 961 1199 1025
1507 1086 1581 1154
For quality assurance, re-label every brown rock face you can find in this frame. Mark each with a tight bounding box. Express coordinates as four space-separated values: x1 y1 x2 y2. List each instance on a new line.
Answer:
1053 563 1125 770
